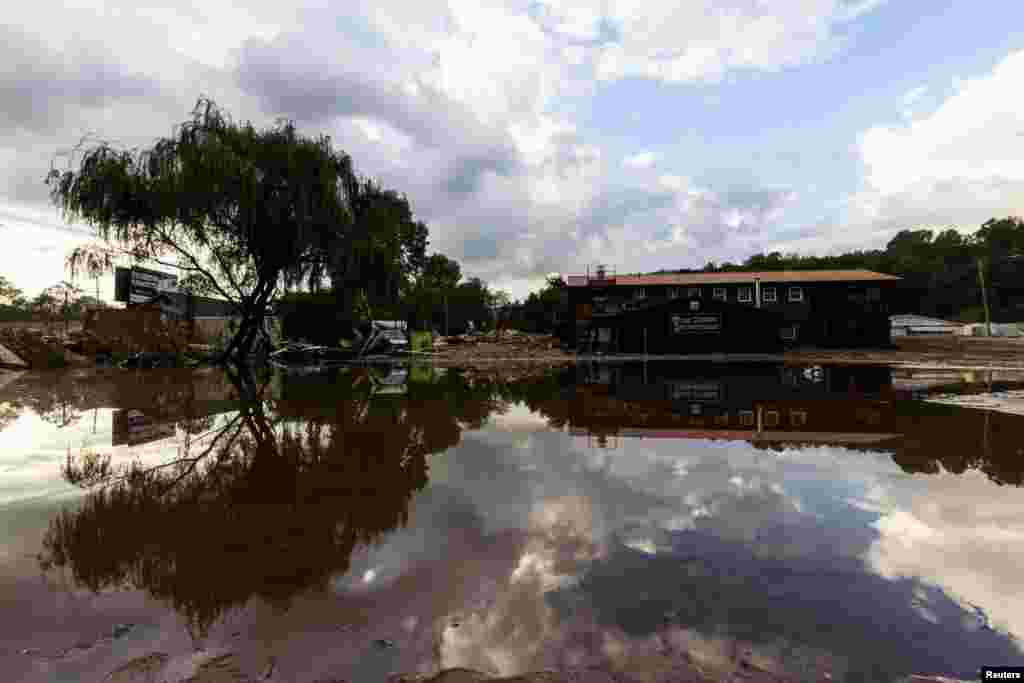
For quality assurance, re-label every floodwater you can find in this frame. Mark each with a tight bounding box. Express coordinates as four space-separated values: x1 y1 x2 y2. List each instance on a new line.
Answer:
1 362 1023 682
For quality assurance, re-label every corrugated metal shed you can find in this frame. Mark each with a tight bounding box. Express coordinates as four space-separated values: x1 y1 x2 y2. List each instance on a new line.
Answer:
890 314 962 336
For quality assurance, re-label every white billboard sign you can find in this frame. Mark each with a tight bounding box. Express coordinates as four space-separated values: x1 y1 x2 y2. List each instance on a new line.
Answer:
128 268 179 304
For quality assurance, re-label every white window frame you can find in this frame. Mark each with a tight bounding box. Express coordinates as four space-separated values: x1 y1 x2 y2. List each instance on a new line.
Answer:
689 300 700 311
762 286 777 303
764 410 780 428
780 325 798 341
739 410 755 427
635 287 647 299
668 287 680 299
712 287 727 301
788 286 804 303
738 286 753 303
687 287 701 299
790 410 807 427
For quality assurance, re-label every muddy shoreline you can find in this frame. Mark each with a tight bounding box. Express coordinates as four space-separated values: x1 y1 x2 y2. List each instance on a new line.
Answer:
411 334 1024 372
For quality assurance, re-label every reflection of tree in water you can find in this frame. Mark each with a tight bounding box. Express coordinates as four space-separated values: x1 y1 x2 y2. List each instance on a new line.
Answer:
876 401 1024 487
39 365 507 639
36 396 82 429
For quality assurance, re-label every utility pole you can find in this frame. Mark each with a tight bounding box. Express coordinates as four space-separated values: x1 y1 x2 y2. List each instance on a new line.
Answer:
977 255 992 337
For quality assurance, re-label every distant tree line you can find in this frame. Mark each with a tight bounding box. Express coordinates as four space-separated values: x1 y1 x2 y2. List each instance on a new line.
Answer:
0 276 103 328
506 217 1024 334
642 217 1024 322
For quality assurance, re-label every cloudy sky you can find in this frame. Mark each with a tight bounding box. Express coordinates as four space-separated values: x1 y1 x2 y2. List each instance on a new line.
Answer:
3 0 1024 302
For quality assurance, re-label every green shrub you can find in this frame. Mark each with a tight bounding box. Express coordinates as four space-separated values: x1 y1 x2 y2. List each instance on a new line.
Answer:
45 350 68 368
410 330 433 352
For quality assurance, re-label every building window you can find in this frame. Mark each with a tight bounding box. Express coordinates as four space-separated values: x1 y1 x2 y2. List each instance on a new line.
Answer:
738 287 753 303
635 287 647 299
712 287 727 301
780 325 798 341
788 286 804 303
714 414 729 427
687 287 701 298
689 300 700 311
790 410 807 427
668 287 680 298
762 286 777 303
739 410 755 427
867 287 881 301
764 410 780 428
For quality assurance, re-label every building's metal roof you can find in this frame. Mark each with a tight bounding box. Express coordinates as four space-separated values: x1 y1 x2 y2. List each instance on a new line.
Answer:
567 270 900 287
890 314 962 327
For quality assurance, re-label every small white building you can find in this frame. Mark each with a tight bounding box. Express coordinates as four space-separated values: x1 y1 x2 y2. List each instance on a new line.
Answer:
890 314 963 337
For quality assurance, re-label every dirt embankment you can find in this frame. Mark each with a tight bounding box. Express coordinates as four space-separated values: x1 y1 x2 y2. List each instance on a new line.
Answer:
425 333 1024 372
423 332 575 381
789 336 1024 370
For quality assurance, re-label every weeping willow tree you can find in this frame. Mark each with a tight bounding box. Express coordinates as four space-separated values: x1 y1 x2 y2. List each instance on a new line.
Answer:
46 97 354 362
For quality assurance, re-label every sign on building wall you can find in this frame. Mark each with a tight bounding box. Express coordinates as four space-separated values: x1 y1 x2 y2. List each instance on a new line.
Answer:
671 313 721 334
668 381 722 401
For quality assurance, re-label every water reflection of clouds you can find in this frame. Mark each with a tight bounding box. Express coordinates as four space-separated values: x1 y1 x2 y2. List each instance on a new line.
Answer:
0 408 220 506
561 433 1024 650
867 468 1024 642
416 426 1024 676
0 411 107 505
8 374 1024 679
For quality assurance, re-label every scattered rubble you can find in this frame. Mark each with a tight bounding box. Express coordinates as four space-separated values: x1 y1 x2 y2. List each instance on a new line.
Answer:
0 327 91 369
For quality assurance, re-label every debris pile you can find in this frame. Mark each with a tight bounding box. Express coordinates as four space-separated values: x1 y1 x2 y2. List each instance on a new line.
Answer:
0 327 90 369
80 308 190 355
431 331 567 361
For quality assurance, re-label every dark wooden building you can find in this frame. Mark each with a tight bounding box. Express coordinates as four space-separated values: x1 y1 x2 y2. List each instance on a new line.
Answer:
565 268 900 352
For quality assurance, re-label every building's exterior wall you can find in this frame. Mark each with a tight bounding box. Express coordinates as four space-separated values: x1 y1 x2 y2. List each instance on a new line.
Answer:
566 278 897 350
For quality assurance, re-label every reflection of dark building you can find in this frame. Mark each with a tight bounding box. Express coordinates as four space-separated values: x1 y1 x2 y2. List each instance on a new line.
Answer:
568 362 901 449
562 361 1024 486
565 268 900 352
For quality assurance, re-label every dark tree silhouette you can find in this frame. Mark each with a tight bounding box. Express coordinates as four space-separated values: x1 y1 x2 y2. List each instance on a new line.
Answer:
46 98 355 362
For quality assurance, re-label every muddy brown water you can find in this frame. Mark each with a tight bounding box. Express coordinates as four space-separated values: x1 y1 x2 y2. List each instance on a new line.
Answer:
1 362 1022 682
